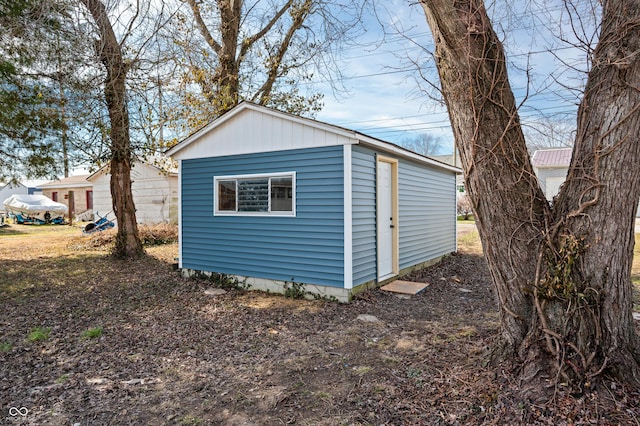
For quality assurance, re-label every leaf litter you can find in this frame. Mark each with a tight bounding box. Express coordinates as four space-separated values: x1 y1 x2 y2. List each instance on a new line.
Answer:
1 224 639 425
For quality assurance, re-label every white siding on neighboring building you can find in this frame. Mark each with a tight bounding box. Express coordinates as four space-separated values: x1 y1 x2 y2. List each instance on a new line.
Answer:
544 176 566 200
88 161 178 224
534 166 569 200
0 183 28 209
532 147 640 216
89 172 111 218
38 175 93 215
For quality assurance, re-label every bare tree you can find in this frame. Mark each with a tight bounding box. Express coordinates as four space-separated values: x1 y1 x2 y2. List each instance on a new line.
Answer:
170 0 365 131
79 0 144 258
400 133 444 156
418 0 640 396
523 115 575 152
456 194 473 220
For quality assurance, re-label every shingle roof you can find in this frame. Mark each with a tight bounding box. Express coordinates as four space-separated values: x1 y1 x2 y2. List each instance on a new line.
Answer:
39 174 91 188
531 148 572 168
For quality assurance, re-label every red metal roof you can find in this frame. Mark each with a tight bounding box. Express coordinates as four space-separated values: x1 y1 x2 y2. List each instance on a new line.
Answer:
531 148 572 168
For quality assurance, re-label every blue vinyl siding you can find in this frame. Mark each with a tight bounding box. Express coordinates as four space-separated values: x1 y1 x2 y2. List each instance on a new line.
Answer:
181 146 345 287
351 146 456 286
351 146 377 286
398 160 456 268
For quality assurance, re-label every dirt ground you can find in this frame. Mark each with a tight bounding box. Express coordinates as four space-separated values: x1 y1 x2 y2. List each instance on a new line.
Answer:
1 223 639 425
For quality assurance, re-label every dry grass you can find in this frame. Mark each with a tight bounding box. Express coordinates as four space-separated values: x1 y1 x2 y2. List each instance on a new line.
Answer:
633 235 640 278
458 228 482 255
0 222 83 237
0 223 503 424
66 222 178 252
457 220 483 255
2 221 640 425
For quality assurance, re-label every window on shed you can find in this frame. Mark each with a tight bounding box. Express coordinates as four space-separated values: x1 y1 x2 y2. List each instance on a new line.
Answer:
214 172 295 216
270 177 293 211
217 180 236 211
238 178 269 212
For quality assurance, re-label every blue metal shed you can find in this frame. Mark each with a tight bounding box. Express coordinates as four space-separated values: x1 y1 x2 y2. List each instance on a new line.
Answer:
167 102 460 302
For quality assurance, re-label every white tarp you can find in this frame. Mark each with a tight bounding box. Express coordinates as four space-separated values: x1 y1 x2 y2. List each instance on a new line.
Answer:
3 194 68 214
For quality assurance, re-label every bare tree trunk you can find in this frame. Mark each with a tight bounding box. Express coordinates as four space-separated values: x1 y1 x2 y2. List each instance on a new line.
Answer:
54 33 70 178
255 0 312 105
550 0 640 384
82 0 143 258
419 0 640 395
186 0 242 113
186 0 297 115
215 0 242 111
59 84 69 178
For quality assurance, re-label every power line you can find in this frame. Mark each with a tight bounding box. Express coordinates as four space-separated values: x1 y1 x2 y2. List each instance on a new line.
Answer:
324 101 579 138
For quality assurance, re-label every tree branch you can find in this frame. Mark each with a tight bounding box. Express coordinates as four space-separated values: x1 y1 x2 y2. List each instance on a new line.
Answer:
240 0 294 59
185 0 222 56
256 0 310 104
120 0 141 49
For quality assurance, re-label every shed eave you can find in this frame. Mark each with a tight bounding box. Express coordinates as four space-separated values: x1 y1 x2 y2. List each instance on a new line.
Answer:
166 102 358 159
356 134 462 174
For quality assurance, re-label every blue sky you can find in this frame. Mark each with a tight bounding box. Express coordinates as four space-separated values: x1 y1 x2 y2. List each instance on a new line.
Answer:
63 0 595 179
315 0 596 155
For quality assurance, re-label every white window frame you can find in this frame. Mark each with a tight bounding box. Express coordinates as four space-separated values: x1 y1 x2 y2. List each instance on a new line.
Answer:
213 171 296 217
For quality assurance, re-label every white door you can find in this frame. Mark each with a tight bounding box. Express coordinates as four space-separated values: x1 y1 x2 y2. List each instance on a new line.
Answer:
377 161 394 280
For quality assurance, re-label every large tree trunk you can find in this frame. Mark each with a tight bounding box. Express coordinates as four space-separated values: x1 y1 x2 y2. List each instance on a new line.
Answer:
82 0 143 258
186 0 298 115
419 0 640 395
186 0 242 114
215 0 242 111
105 66 143 259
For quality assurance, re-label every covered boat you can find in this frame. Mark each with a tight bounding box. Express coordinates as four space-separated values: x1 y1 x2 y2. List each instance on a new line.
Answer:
3 194 68 224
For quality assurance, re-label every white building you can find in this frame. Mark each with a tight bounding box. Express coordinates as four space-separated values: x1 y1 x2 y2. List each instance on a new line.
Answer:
87 161 178 224
0 182 28 210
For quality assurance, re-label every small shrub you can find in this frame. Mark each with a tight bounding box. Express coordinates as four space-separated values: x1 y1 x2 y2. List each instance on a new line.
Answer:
138 223 178 246
284 281 307 299
0 342 12 352
312 293 338 302
70 223 178 250
55 374 70 383
407 368 422 377
191 271 246 290
82 327 104 339
181 416 203 425
27 327 51 342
